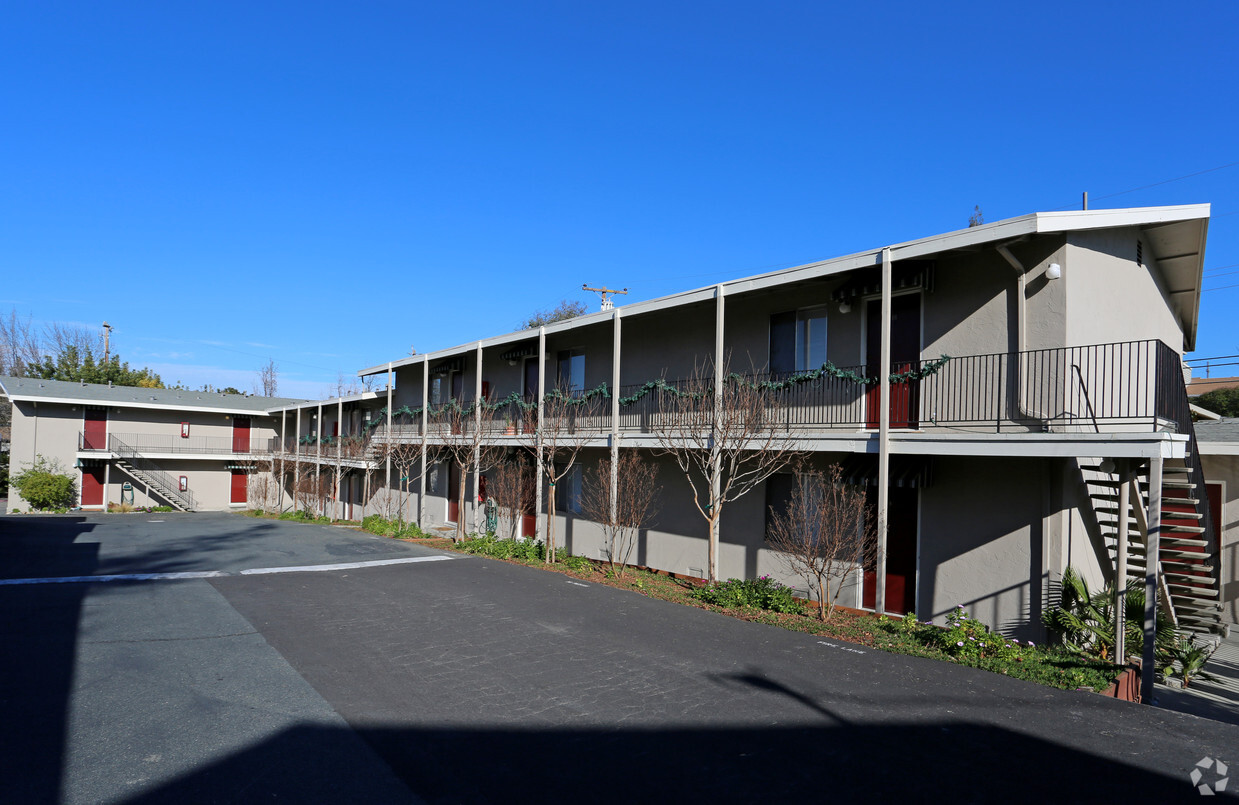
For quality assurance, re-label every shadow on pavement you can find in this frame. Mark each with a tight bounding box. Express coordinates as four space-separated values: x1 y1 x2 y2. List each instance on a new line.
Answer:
118 720 1209 804
0 516 98 805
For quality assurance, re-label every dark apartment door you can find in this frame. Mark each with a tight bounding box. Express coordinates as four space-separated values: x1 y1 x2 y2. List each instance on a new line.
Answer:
521 463 537 537
81 466 105 506
83 407 107 450
522 359 540 433
865 294 921 429
862 486 918 614
447 464 460 524
232 418 251 452
230 470 248 505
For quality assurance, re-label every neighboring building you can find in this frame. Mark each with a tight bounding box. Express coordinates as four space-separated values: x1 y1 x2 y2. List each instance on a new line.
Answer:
1194 417 1239 625
0 377 306 511
1188 376 1239 397
4 203 1231 643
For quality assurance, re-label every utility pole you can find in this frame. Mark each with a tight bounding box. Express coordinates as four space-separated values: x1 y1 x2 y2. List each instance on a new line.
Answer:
582 284 628 312
102 322 113 363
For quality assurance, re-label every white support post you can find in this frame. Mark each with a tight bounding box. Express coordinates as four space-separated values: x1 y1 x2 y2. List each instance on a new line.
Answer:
336 398 343 520
1142 454 1164 704
610 309 622 526
1115 460 1130 664
711 284 725 582
316 403 323 516
385 362 392 502
876 247 892 615
419 355 428 528
473 341 484 534
280 409 287 512
294 408 302 509
536 327 546 543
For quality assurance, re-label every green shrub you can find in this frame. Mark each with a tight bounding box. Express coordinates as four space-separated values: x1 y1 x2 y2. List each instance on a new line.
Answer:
278 509 315 522
561 553 591 573
937 606 1024 663
458 534 545 561
11 455 77 511
691 576 803 614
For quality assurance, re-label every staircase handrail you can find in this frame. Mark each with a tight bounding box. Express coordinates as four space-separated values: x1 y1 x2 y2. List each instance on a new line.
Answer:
109 434 197 510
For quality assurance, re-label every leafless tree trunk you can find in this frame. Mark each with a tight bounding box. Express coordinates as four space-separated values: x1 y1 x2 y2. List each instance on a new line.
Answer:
653 360 807 583
580 451 660 577
383 436 429 526
521 388 598 563
766 465 876 621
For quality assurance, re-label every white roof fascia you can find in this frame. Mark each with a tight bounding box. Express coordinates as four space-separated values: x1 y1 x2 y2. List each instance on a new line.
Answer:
264 390 380 414
356 204 1211 377
1198 441 1239 455
6 394 279 417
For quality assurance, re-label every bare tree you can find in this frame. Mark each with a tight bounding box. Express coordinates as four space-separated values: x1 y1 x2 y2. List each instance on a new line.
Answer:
381 436 429 526
653 361 808 583
766 465 876 621
436 399 505 540
580 451 660 577
521 388 598 563
255 359 279 397
0 308 40 376
487 458 533 540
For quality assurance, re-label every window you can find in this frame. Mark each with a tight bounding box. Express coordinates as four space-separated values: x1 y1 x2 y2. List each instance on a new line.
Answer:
764 473 797 538
555 463 582 514
431 377 443 405
557 349 585 395
770 307 828 374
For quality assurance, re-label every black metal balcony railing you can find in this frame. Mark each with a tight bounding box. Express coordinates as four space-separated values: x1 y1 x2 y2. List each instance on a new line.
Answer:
79 432 268 456
334 340 1184 442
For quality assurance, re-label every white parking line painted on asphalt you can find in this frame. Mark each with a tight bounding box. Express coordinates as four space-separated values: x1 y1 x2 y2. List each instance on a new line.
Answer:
0 555 455 586
566 581 590 587
237 556 455 575
0 570 228 585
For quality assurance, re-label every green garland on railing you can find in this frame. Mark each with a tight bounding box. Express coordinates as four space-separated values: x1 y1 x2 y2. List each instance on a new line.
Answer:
349 357 952 432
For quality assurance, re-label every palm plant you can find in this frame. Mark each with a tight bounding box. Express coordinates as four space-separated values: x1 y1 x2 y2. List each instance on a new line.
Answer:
1041 566 1177 663
1162 637 1219 688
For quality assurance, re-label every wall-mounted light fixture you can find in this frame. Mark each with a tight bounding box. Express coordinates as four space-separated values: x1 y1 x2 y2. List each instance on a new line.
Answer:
838 301 852 314
1046 263 1062 280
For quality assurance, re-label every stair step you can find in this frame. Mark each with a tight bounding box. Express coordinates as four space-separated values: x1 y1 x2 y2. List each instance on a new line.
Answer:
1167 585 1219 599
1162 524 1206 534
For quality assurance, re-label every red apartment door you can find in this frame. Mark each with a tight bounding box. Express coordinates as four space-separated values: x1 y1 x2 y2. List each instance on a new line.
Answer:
447 464 460 523
862 486 918 614
83 407 107 450
230 471 248 504
232 418 251 452
81 466 105 506
521 463 537 537
865 294 921 429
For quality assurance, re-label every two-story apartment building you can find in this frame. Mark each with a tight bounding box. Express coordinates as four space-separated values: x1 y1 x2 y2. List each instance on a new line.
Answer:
264 204 1223 643
4 204 1228 648
1 377 306 511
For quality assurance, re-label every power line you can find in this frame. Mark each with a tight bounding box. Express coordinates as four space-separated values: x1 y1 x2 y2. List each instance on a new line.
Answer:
1203 282 1239 293
1090 160 1239 202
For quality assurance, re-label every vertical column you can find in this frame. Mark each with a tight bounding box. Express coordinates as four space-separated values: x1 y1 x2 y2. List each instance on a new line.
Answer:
1115 460 1131 664
316 403 323 516
280 409 287 512
419 355 429 527
876 247 892 615
610 309 622 525
473 341 484 533
103 462 110 512
336 398 344 520
536 326 546 541
386 362 392 501
294 408 302 509
1141 454 1164 705
711 284 725 582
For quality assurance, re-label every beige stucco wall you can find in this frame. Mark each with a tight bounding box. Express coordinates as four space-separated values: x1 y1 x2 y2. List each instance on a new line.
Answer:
1065 229 1184 353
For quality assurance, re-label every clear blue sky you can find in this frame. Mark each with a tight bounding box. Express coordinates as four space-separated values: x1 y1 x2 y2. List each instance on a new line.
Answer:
2 2 1237 398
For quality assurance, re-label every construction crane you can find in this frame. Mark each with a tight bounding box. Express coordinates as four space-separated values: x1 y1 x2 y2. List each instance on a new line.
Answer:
582 284 628 311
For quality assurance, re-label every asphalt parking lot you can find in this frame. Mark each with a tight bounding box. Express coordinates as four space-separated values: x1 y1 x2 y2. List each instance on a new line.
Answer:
1 512 1236 803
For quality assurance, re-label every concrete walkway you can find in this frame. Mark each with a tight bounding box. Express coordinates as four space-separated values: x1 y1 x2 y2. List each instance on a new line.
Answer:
1155 629 1239 725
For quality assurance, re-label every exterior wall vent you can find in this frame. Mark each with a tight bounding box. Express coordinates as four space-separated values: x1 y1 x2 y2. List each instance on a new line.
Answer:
1137 239 1143 266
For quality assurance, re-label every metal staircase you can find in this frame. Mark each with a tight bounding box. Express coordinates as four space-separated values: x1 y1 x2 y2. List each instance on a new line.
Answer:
109 434 196 512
